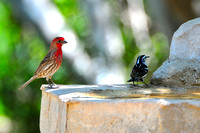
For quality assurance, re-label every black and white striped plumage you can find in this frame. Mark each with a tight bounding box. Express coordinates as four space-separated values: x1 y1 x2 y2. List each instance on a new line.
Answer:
127 55 149 87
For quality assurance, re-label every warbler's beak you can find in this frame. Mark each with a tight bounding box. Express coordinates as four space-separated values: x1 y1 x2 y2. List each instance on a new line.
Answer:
145 56 150 58
62 40 68 44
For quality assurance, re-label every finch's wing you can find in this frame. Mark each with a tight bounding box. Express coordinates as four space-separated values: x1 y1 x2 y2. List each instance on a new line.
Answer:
34 49 56 76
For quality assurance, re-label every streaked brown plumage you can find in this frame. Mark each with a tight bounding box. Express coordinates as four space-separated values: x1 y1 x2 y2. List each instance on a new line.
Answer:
18 37 68 90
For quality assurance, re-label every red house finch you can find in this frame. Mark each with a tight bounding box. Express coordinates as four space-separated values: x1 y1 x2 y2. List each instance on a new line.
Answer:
18 37 68 90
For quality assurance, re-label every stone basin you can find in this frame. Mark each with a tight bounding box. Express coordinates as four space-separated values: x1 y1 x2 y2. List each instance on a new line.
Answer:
40 84 200 133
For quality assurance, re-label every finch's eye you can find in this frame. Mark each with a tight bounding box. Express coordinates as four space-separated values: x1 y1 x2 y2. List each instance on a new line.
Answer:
58 40 61 43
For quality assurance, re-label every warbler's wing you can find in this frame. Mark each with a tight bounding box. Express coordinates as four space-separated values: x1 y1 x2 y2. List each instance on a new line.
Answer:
131 64 148 78
137 65 148 78
130 65 137 77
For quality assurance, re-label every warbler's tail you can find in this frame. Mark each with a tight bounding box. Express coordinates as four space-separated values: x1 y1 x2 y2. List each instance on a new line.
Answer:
127 78 133 82
18 76 36 90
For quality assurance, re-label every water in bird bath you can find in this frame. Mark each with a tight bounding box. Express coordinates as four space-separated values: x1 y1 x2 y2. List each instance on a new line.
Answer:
90 85 200 100
43 84 200 101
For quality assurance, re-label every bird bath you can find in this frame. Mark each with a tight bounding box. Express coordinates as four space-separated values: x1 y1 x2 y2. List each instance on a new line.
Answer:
40 84 200 133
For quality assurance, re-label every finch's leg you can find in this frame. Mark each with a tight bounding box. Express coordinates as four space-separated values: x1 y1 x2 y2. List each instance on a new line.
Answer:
46 77 52 88
49 77 58 88
49 78 56 86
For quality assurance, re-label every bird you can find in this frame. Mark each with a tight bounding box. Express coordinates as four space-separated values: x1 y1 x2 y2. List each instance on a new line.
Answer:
18 37 68 90
127 55 149 87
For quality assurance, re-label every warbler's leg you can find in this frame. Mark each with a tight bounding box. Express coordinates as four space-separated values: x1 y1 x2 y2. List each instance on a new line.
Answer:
139 78 149 87
142 80 149 87
129 81 136 87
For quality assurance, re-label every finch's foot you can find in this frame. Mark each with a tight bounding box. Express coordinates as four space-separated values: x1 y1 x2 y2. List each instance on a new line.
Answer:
48 84 53 88
48 84 58 89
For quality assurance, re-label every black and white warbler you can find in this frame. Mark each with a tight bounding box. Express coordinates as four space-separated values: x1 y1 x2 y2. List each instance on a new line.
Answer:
127 55 149 87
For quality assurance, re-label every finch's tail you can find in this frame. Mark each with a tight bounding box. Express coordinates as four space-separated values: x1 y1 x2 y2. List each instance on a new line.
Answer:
18 76 37 90
127 78 133 82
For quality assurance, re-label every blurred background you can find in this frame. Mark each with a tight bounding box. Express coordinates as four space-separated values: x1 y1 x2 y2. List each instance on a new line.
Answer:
0 0 200 132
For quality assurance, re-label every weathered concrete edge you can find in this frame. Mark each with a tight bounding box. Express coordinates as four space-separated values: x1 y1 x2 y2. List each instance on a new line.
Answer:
40 85 200 106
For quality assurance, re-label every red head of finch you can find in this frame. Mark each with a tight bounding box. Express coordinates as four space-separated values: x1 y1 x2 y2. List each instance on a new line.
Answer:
18 37 68 90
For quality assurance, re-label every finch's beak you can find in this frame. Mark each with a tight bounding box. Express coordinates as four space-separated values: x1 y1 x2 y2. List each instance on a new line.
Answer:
62 40 68 44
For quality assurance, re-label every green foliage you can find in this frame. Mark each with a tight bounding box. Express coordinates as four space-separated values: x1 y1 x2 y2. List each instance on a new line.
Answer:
120 23 139 67
0 2 44 133
145 33 169 83
152 32 169 64
151 32 169 68
54 0 90 37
